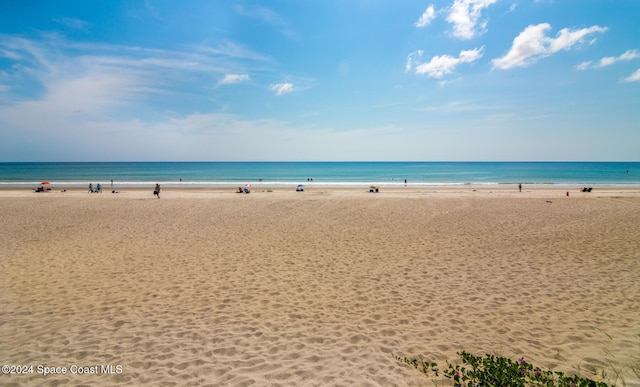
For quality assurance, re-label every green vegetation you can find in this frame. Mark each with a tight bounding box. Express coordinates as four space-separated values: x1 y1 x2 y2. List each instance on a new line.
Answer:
395 351 612 387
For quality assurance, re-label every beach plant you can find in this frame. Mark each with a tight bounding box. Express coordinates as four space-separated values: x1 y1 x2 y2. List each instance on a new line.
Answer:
395 351 611 387
595 331 640 386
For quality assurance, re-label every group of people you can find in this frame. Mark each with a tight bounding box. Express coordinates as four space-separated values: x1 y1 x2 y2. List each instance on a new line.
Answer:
88 183 102 193
88 182 160 196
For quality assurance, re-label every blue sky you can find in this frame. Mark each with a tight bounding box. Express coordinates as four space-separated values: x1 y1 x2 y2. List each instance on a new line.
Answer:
0 0 638 161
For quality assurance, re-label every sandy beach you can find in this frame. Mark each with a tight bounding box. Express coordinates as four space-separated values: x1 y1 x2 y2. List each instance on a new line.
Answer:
1 187 639 386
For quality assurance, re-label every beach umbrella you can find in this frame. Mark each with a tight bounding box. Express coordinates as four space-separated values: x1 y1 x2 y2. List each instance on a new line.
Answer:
41 181 51 185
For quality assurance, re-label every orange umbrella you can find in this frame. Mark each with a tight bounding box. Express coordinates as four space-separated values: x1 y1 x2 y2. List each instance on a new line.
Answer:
41 181 51 185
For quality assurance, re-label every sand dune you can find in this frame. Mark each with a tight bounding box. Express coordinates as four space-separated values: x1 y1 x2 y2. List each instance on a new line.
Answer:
1 188 639 386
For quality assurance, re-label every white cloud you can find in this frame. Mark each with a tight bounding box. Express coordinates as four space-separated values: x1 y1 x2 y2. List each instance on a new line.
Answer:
218 73 250 86
576 61 592 70
549 25 607 52
412 47 483 78
599 56 616 67
446 0 497 40
492 23 608 70
415 5 436 28
619 50 640 61
578 49 640 70
270 82 293 95
622 68 640 83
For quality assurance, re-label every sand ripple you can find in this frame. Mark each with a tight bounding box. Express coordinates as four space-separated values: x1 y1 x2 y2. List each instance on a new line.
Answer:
1 190 639 386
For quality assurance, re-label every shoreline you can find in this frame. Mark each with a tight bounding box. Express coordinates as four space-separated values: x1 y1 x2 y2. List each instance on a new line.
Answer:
3 181 640 189
2 185 640 199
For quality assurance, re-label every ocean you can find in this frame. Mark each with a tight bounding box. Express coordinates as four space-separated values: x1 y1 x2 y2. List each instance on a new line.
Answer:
0 162 638 188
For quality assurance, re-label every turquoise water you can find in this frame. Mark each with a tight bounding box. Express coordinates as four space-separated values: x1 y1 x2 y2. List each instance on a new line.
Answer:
0 162 638 188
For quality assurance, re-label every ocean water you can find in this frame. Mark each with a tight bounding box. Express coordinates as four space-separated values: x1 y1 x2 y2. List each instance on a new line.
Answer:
0 162 638 188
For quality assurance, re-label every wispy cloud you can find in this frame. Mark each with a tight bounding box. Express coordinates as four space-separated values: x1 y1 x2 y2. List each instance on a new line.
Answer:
234 4 285 26
197 40 272 62
577 49 640 70
233 4 298 39
446 0 497 40
622 68 640 83
0 35 304 160
414 5 436 28
0 33 284 125
422 100 509 112
492 23 607 70
0 49 21 60
53 17 90 30
407 47 483 78
405 50 424 72
270 82 293 95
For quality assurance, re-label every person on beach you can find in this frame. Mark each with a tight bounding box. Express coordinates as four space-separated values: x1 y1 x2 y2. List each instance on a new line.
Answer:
154 184 161 198
89 183 94 193
519 183 522 192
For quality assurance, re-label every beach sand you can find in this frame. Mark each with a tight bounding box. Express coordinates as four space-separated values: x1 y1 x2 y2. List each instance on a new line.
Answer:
1 187 639 386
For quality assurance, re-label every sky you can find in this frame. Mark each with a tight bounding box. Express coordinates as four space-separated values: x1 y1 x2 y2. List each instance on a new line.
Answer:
0 0 638 162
